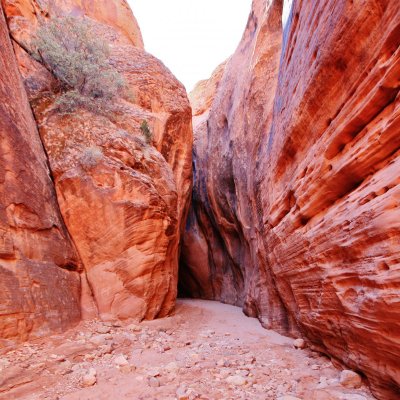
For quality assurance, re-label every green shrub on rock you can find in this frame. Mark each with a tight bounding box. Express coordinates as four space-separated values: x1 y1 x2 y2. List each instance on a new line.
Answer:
32 16 124 113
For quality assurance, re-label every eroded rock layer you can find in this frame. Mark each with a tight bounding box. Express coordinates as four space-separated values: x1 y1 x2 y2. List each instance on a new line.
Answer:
2 0 192 324
181 0 400 398
181 0 291 328
0 5 81 344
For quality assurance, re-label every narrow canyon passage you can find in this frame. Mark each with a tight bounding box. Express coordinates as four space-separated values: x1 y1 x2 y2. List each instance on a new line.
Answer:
0 0 399 399
0 300 375 400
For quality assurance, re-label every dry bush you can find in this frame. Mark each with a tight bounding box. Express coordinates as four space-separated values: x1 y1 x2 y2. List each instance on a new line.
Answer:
32 17 124 114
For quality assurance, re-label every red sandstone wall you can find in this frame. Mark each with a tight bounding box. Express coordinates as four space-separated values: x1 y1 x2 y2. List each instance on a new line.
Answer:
0 4 81 344
181 0 400 397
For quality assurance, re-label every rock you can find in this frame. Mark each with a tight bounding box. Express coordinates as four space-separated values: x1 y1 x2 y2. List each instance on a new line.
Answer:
165 362 179 372
96 326 111 335
176 384 189 400
82 368 97 387
180 0 400 398
127 324 141 332
293 339 306 349
0 4 81 344
89 335 107 346
84 353 95 361
114 355 129 367
226 375 247 386
119 364 135 374
58 360 72 373
3 0 144 50
340 370 362 389
278 396 302 400
99 344 113 355
148 376 160 388
2 0 192 325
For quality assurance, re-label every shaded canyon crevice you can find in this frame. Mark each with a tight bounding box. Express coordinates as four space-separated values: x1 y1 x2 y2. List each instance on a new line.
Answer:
180 0 400 399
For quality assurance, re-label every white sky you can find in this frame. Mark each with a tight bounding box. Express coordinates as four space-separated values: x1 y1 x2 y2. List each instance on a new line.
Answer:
128 1 252 91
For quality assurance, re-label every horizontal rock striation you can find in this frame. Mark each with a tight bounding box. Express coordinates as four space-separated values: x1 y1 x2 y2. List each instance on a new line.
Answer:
181 0 400 398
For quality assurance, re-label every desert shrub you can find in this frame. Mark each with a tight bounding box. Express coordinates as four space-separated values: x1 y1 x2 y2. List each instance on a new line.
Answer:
140 120 153 144
80 146 103 168
32 17 124 113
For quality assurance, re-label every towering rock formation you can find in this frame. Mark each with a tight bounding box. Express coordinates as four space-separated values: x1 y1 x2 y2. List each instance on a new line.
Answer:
1 0 192 338
0 5 81 345
181 0 400 398
181 0 289 327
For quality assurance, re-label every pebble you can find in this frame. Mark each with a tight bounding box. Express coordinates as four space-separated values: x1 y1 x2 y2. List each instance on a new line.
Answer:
96 325 111 334
176 384 189 400
340 369 362 388
119 364 135 374
148 376 160 387
147 368 161 377
89 335 107 346
165 362 179 372
226 375 247 386
114 354 129 367
293 339 305 349
236 369 250 377
82 368 97 387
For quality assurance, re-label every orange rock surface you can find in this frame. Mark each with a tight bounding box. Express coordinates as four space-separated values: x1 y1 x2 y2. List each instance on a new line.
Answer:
181 0 287 318
0 5 81 344
2 0 143 48
181 0 400 398
2 1 192 323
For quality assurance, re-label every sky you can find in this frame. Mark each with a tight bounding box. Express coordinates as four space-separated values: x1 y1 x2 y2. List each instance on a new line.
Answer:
129 1 252 91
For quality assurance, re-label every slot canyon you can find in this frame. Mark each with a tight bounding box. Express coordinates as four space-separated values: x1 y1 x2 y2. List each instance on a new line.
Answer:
0 0 399 399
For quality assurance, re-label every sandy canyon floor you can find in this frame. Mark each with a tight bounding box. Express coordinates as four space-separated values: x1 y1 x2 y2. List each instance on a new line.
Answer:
0 300 374 400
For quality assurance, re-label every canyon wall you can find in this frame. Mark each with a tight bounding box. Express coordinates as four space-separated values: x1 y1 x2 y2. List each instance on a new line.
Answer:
0 5 81 345
1 0 192 339
181 0 400 398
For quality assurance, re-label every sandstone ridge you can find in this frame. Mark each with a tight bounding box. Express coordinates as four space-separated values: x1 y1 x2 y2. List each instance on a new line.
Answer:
181 0 400 398
1 0 192 340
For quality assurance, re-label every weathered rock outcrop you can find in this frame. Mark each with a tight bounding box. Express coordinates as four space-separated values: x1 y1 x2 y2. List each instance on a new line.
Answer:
0 5 81 345
181 0 289 325
3 0 144 48
181 0 400 398
2 0 192 325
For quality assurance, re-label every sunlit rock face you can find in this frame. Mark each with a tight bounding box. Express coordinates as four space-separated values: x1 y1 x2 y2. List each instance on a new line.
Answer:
3 0 192 323
181 0 400 397
0 5 81 345
2 0 144 48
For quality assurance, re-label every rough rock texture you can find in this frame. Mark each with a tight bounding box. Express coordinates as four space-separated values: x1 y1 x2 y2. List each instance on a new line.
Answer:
0 300 375 400
181 0 289 324
179 62 228 300
3 1 192 322
0 4 81 345
181 0 400 398
2 0 144 48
